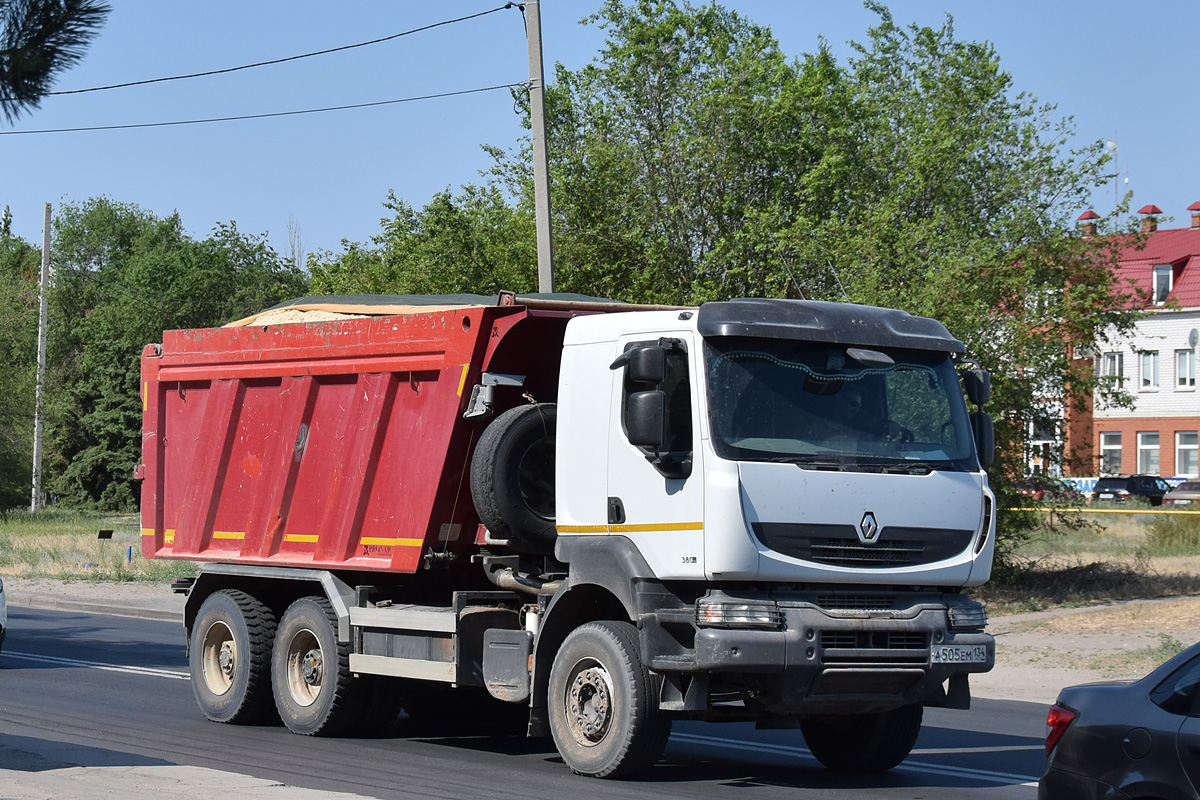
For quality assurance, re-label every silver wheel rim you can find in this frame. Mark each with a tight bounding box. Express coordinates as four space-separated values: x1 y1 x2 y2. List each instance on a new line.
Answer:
284 627 323 707
564 657 615 747
200 620 236 696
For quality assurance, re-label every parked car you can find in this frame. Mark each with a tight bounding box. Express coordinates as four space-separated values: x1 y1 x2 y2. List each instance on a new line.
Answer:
1014 476 1081 503
0 575 6 652
1040 639 1200 799
1164 481 1200 507
1090 474 1171 505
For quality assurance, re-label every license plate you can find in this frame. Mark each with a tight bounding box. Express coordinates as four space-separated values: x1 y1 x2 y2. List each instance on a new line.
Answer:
931 645 988 664
1099 493 1114 499
1175 499 1192 505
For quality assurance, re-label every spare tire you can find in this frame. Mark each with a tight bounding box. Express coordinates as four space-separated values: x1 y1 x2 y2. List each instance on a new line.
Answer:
471 403 557 554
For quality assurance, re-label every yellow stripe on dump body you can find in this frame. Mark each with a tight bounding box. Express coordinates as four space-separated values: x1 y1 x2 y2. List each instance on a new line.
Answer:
457 363 470 397
361 537 425 547
211 531 245 540
558 522 703 534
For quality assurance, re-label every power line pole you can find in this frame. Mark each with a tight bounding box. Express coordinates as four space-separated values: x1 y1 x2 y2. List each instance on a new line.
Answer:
31 202 50 512
525 0 555 293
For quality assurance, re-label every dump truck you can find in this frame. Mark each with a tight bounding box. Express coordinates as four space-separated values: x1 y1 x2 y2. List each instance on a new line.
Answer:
139 292 997 778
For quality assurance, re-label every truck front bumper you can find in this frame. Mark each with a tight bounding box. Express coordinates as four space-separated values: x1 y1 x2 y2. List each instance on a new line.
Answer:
645 600 993 715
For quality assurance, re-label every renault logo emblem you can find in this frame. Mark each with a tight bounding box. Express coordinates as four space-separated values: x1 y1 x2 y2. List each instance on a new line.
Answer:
858 512 880 544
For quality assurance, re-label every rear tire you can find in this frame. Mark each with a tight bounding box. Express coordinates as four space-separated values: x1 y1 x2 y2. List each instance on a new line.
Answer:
548 621 671 778
800 703 923 772
272 596 367 736
471 403 557 554
190 589 277 724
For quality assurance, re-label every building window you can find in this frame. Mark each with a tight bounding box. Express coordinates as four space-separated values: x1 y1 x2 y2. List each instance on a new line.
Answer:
1138 431 1160 474
1141 351 1160 389
1101 352 1124 387
1178 432 1199 477
1179 349 1196 388
1154 265 1173 304
1100 432 1122 474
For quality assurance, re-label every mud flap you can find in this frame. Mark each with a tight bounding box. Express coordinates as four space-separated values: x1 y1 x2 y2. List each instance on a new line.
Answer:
483 628 533 702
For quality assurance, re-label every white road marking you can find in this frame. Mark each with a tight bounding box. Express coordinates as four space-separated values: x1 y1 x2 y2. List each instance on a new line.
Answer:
671 732 1041 787
1 650 190 680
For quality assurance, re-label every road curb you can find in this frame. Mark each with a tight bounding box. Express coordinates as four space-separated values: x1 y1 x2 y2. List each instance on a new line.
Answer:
7 592 184 624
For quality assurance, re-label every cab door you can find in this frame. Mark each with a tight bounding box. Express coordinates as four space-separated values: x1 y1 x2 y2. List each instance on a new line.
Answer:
606 334 705 579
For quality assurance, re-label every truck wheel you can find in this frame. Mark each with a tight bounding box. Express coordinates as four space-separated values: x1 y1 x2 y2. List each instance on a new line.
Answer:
800 703 923 772
471 403 557 554
272 596 366 736
548 620 671 778
190 589 277 724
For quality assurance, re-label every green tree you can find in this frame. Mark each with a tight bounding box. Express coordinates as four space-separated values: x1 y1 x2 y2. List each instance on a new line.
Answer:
0 228 39 509
0 0 110 122
46 198 308 509
309 186 536 296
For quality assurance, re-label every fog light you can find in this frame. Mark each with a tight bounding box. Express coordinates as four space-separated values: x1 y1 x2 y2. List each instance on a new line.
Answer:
948 602 987 631
696 600 782 629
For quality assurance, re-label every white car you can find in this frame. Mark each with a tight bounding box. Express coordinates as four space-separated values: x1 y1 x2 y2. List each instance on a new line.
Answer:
0 575 7 652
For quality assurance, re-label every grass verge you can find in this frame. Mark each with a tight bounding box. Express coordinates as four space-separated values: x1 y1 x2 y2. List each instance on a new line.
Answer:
0 509 197 583
974 561 1200 615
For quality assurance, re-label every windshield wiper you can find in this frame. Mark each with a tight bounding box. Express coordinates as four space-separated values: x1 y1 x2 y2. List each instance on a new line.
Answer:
781 456 848 471
881 462 935 475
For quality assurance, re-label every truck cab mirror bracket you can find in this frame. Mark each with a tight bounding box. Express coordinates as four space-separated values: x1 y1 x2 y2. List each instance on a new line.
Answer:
463 372 525 420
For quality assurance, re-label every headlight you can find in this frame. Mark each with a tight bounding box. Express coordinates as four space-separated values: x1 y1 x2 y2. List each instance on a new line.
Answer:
947 601 987 631
696 599 782 629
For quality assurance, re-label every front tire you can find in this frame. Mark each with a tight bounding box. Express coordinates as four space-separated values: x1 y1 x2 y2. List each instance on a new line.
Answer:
800 703 923 772
272 596 366 736
189 589 277 724
548 621 671 778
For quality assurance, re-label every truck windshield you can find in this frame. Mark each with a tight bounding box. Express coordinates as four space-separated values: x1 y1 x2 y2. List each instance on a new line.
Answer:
704 339 978 471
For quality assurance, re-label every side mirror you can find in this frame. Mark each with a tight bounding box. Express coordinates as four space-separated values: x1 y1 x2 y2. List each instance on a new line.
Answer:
970 411 994 467
625 390 666 449
963 368 991 407
611 345 665 384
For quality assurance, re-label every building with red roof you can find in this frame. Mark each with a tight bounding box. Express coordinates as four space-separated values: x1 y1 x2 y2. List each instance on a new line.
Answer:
1064 202 1200 480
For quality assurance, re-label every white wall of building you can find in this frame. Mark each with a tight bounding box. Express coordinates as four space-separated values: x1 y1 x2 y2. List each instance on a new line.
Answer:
1095 308 1200 420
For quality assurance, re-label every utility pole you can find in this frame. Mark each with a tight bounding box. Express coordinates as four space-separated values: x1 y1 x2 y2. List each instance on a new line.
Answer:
525 0 555 293
31 202 50 512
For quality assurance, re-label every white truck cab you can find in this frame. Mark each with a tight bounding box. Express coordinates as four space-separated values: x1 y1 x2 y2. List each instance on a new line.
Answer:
545 298 994 770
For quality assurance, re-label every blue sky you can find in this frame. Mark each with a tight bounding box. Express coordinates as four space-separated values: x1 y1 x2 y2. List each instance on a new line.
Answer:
2 1 1196 264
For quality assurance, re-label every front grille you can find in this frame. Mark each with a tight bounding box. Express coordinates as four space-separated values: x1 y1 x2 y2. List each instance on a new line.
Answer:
811 539 919 566
819 630 930 665
753 523 974 568
821 631 928 650
815 594 896 610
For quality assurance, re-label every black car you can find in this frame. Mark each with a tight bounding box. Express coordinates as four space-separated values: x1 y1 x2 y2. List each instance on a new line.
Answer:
1090 474 1171 506
1040 640 1200 799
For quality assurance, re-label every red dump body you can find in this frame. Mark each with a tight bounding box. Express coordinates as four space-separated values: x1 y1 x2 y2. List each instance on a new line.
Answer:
139 301 581 574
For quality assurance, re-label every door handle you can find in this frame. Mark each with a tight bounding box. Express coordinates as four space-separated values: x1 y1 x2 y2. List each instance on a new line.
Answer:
608 496 626 525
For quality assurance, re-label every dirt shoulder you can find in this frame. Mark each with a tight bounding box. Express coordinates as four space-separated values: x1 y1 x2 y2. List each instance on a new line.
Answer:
971 595 1200 705
7 576 1197 708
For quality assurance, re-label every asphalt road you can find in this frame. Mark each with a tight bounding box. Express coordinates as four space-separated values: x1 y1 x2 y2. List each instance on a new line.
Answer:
0 607 1048 799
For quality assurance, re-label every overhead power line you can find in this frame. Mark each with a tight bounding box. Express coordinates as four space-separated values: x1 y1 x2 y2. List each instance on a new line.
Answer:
0 83 526 136
25 4 521 99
